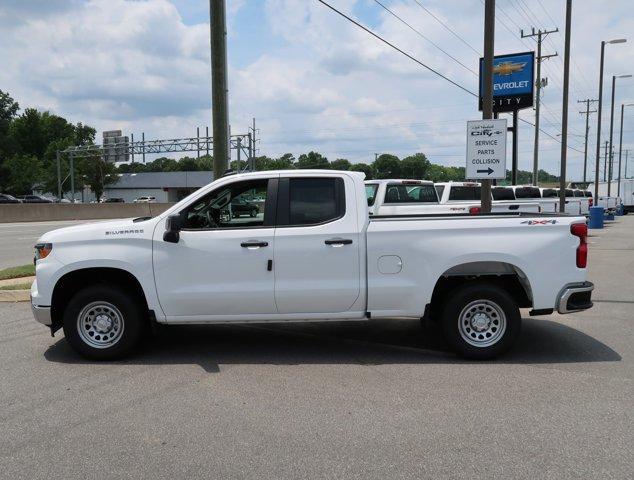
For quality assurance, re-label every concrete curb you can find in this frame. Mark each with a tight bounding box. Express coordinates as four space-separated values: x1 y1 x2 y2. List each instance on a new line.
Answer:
0 289 30 302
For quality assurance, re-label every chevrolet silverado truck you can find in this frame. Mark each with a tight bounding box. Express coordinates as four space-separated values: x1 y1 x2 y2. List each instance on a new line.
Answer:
435 182 541 213
31 170 594 360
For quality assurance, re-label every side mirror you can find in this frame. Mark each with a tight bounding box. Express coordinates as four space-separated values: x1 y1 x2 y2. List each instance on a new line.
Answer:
367 197 374 207
163 214 183 243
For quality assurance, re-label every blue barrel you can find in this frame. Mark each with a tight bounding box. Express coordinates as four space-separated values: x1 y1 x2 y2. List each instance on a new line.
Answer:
588 206 604 229
616 204 624 216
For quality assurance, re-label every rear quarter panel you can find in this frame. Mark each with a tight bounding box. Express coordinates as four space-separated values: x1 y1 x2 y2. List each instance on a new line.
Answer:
366 215 587 316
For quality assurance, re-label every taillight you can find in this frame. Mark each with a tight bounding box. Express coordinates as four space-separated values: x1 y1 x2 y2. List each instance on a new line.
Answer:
469 206 481 215
589 198 593 207
570 223 587 268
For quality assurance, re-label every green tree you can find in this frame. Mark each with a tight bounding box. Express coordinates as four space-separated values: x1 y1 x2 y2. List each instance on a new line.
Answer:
3 155 43 195
0 90 19 166
297 151 329 169
373 154 401 179
350 162 374 179
177 156 200 171
330 158 351 171
400 153 430 179
77 155 118 202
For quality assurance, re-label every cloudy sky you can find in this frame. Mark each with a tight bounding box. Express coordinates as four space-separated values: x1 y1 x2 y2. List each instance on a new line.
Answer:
1 0 633 179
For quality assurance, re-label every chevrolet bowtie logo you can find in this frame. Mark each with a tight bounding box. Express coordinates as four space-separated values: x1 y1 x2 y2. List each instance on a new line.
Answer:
493 61 527 76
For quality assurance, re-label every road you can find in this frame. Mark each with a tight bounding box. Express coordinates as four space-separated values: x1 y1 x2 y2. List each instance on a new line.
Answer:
0 220 102 269
0 216 632 479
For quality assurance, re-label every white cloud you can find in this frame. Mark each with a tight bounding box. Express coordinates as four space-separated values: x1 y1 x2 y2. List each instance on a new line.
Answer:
1 0 633 177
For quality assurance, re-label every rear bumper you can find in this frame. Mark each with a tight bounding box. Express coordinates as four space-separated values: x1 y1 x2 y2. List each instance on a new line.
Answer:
556 282 594 314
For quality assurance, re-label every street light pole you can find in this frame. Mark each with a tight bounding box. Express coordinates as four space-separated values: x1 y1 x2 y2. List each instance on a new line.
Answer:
594 39 627 200
617 103 634 195
608 74 632 195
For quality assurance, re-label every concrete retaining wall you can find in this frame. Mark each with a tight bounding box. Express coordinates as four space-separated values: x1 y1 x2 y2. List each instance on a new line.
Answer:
0 203 174 223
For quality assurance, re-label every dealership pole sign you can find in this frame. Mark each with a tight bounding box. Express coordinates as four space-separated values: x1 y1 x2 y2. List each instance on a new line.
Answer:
466 119 508 179
479 51 535 113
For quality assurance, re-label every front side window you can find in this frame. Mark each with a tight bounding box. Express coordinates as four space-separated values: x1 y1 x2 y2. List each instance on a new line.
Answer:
181 179 268 230
287 178 344 225
542 189 557 198
573 190 584 197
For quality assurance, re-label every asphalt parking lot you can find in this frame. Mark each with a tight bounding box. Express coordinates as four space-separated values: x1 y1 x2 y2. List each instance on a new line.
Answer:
1 216 633 479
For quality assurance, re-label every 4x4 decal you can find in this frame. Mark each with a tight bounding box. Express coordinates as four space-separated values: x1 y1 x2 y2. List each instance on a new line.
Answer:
521 219 558 225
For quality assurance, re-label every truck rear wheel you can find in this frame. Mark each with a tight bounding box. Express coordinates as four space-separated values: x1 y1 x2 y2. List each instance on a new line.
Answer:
62 285 145 360
440 283 521 359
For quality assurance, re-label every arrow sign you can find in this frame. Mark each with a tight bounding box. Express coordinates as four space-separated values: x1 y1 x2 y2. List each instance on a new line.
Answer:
466 119 507 179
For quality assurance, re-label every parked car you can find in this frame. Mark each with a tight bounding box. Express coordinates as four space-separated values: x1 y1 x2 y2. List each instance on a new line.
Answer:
133 196 156 203
31 170 593 361
435 182 540 213
18 194 53 203
230 197 259 217
0 193 21 203
103 198 125 203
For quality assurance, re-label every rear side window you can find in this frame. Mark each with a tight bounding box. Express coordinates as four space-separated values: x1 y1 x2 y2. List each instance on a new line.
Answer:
565 189 574 198
384 184 438 203
283 177 345 226
492 187 515 200
514 187 540 198
573 190 584 197
542 189 557 198
449 186 481 201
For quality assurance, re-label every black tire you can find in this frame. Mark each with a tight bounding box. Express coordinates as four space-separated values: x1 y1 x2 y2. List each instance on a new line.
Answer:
440 282 521 360
62 285 146 360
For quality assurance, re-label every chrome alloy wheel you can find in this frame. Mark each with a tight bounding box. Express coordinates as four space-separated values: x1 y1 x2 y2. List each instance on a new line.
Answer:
77 301 125 349
458 299 507 348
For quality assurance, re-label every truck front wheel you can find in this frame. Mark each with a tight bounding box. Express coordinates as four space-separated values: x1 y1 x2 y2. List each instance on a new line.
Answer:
440 283 521 360
62 285 145 360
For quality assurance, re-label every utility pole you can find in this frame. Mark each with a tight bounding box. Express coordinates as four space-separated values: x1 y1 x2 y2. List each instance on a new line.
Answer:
558 0 572 214
521 27 558 186
604 141 609 181
578 99 597 184
210 0 229 180
625 149 629 178
480 0 495 213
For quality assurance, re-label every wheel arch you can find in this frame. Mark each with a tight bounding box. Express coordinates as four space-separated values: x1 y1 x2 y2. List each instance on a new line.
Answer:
428 261 533 317
50 267 149 332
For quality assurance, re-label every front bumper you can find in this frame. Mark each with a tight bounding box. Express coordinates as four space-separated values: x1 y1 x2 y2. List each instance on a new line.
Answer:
557 282 594 314
31 301 52 326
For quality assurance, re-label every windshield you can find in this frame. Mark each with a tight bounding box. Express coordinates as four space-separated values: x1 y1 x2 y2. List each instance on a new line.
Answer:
491 187 515 200
383 184 438 203
448 186 481 201
365 184 378 206
514 187 541 199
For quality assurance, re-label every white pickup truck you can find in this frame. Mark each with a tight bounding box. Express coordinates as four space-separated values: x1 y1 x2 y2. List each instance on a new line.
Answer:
366 179 482 216
31 170 593 360
435 182 540 214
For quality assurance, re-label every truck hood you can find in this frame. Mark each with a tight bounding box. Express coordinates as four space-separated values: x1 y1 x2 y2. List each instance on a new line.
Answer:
38 217 157 244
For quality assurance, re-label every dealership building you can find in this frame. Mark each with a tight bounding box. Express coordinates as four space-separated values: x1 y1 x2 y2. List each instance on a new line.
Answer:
101 171 214 203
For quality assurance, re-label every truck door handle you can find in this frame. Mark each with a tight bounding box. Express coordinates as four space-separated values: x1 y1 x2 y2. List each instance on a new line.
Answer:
325 238 353 246
241 241 268 248
509 205 519 210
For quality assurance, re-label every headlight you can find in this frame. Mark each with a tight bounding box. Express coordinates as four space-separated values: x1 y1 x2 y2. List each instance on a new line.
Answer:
34 243 53 262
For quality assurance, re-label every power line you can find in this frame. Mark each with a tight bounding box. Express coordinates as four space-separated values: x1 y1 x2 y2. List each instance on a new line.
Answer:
410 0 481 56
315 0 478 98
372 0 478 77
